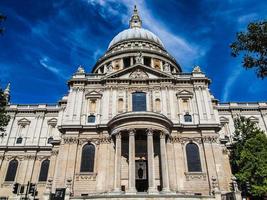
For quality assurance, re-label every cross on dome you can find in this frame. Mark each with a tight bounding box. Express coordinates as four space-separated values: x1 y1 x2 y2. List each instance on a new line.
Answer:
129 5 142 28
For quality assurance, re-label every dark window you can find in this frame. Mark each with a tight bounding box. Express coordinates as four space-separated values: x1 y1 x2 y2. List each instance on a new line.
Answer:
16 137 23 144
123 57 131 68
184 113 192 122
39 159 50 181
186 143 202 172
132 92 146 111
47 137 53 144
80 144 95 172
144 57 151 67
88 115 96 123
5 159 18 181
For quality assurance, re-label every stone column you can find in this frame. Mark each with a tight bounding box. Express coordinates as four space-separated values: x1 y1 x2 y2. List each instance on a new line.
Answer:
128 129 136 193
114 132 122 193
160 131 170 192
147 129 157 193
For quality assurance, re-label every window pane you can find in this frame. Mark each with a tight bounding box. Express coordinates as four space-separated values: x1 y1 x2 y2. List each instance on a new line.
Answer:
186 143 202 172
184 114 192 122
80 144 95 172
39 160 50 181
16 137 23 144
88 115 96 123
5 159 18 181
132 92 146 111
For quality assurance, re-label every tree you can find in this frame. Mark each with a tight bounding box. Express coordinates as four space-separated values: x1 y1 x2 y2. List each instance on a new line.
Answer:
0 87 10 132
230 21 267 78
230 116 267 199
0 13 6 35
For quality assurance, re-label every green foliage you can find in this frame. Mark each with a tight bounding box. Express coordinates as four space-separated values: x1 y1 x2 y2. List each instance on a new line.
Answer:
0 88 10 132
230 116 267 198
230 21 267 78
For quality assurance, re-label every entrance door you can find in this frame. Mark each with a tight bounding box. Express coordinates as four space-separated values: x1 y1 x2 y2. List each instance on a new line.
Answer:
135 160 148 192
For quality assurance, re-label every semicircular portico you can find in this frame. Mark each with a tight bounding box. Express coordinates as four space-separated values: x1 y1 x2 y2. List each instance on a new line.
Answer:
107 111 173 135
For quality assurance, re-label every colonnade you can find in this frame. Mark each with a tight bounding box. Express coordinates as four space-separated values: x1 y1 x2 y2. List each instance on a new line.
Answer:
113 128 170 194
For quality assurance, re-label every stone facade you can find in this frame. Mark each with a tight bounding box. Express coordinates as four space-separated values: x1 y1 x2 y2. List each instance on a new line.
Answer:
0 6 266 200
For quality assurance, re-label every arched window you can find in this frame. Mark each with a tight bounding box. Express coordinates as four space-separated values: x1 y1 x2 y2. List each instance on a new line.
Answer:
132 92 146 111
5 159 18 181
118 98 124 113
155 98 161 112
39 159 50 181
186 143 202 172
47 137 53 144
16 137 23 144
80 143 95 172
88 115 96 123
184 113 192 122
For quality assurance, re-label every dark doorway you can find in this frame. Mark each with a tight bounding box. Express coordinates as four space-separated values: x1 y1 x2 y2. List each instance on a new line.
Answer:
135 160 148 192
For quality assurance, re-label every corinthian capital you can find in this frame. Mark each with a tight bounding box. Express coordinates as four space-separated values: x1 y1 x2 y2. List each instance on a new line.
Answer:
127 128 136 136
146 128 154 136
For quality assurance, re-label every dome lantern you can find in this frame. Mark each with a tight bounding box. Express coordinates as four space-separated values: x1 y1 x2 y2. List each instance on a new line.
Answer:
129 5 142 28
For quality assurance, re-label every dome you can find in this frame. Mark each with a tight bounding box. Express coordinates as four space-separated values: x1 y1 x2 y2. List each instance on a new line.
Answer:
108 27 164 49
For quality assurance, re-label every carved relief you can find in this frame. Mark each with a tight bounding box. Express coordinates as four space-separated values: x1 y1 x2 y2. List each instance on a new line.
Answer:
130 69 149 79
51 150 59 156
75 173 97 181
99 136 112 144
170 136 202 144
78 138 100 145
63 137 79 144
202 136 219 143
185 172 207 181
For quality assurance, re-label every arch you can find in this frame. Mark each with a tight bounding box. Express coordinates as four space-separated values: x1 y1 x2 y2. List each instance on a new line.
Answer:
155 98 161 112
47 137 53 144
39 159 50 181
5 159 18 181
16 137 23 144
80 143 95 172
184 113 192 122
88 115 96 123
132 92 146 111
186 143 202 172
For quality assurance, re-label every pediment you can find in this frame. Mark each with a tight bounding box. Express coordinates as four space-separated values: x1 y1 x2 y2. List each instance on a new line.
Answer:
85 90 102 99
219 116 229 123
176 90 193 98
47 118 58 127
18 118 31 126
248 116 259 122
103 64 175 80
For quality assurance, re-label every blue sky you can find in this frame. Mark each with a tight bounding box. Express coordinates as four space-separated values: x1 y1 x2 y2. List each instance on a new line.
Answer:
0 0 266 104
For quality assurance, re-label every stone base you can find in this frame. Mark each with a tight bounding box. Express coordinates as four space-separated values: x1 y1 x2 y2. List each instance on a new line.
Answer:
148 187 158 194
126 188 137 194
70 193 217 200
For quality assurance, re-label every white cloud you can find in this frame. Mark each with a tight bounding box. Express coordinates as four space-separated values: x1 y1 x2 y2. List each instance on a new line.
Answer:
85 0 206 70
39 57 62 77
222 67 242 102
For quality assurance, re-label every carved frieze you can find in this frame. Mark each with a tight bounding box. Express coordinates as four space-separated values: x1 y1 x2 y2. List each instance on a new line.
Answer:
99 136 112 144
184 172 207 181
63 137 79 144
75 173 97 181
202 136 219 143
170 136 219 144
130 69 149 79
78 138 100 145
51 150 59 156
170 136 202 144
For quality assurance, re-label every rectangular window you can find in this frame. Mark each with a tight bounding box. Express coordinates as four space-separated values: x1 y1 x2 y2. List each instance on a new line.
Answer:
132 92 146 111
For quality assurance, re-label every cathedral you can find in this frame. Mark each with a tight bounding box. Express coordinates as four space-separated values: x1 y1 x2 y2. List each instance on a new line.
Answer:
0 6 266 200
